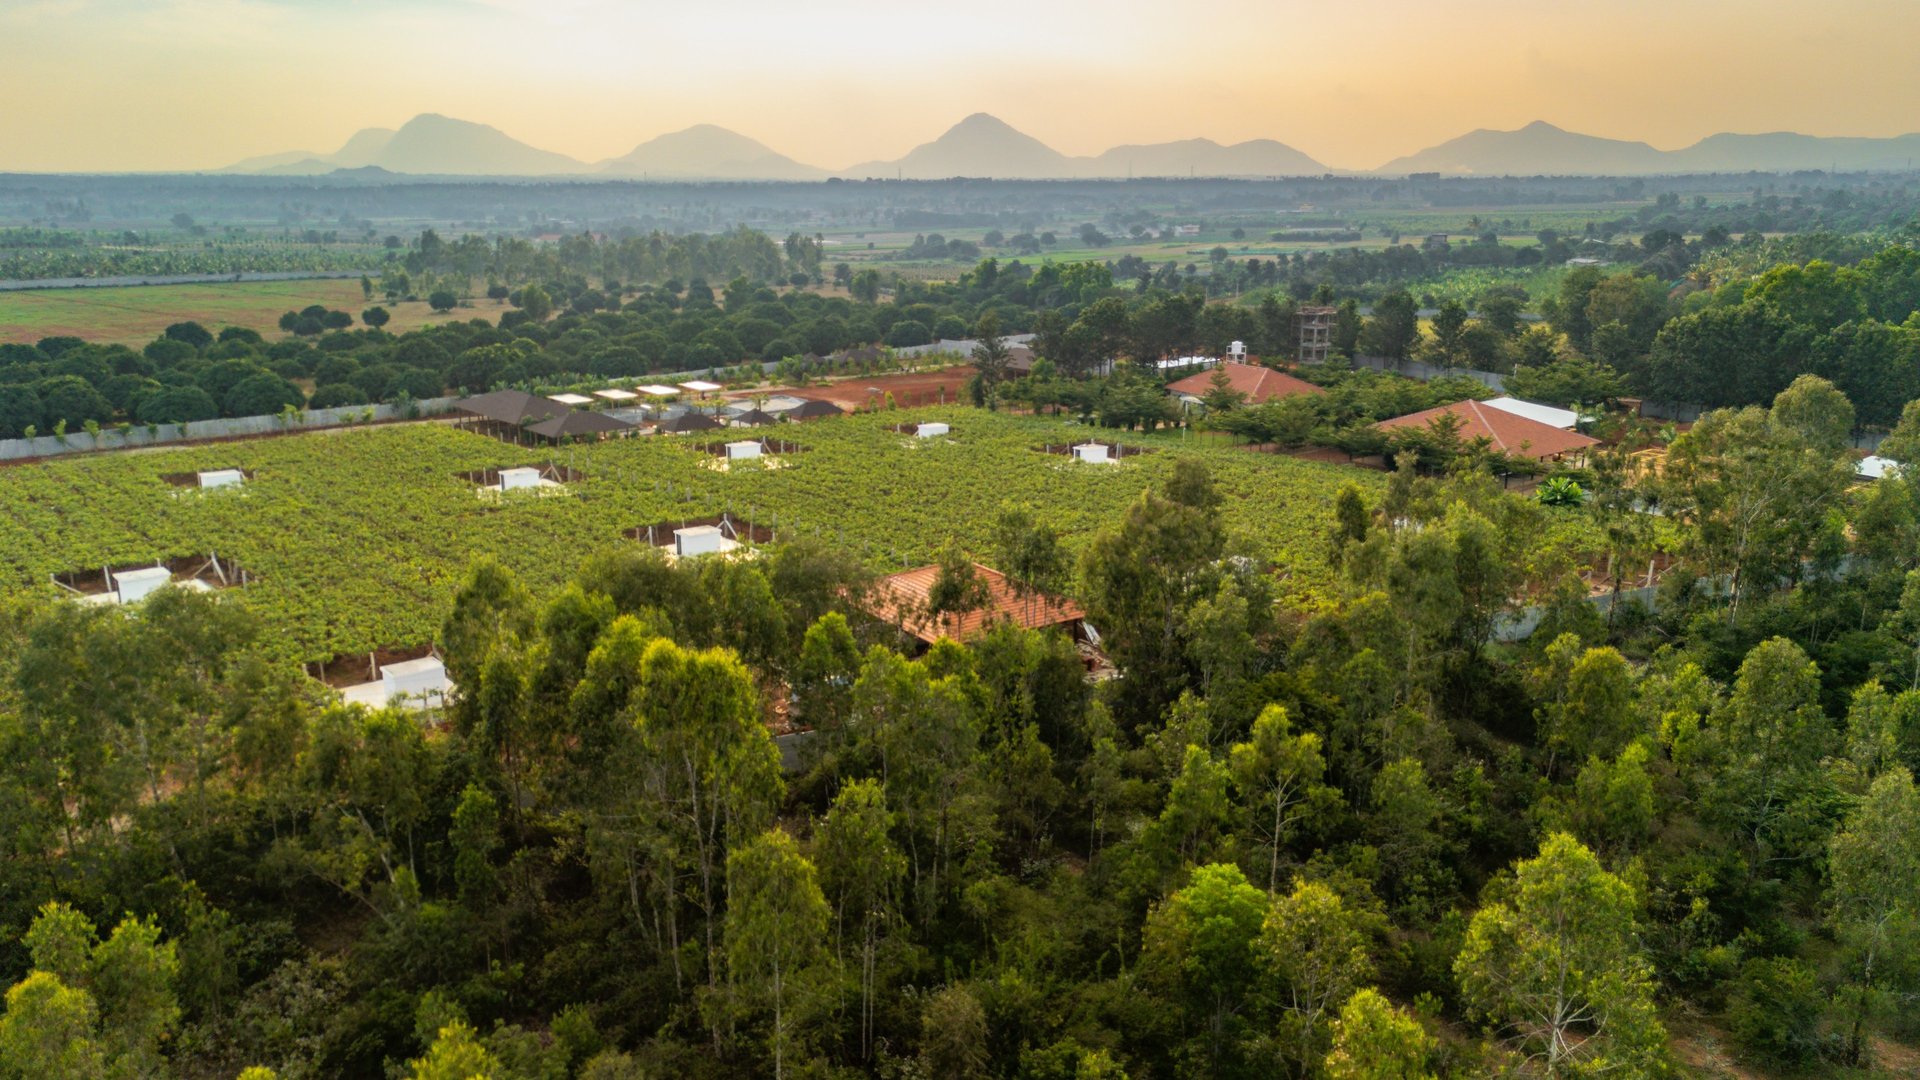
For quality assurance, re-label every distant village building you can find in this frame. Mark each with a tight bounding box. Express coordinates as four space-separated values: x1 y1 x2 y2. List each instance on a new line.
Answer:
1166 360 1326 408
1295 306 1336 365
1173 224 1201 237
1375 399 1599 463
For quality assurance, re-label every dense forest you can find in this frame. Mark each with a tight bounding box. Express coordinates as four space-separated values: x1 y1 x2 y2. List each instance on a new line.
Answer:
7 365 1920 1076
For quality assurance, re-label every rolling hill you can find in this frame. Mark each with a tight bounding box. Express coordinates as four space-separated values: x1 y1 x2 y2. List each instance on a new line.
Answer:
1089 137 1325 177
1668 131 1920 173
598 124 826 180
356 114 581 175
1375 120 1668 176
839 114 1327 178
1377 120 1920 176
218 115 581 176
839 113 1078 179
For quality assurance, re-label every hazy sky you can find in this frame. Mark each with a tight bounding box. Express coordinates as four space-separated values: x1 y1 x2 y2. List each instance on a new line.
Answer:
4 0 1918 172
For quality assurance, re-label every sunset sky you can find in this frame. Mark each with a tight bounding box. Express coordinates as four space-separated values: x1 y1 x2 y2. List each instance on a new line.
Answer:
3 0 1917 172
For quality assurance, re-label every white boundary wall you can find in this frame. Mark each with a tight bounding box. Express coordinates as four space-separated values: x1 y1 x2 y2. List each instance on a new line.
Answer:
0 396 461 462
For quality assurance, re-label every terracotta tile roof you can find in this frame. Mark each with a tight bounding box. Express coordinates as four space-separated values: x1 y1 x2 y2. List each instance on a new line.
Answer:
1166 361 1326 404
1374 399 1599 460
869 563 1084 644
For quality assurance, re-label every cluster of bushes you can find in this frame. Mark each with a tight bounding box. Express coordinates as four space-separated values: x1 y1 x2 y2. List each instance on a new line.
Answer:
275 304 356 336
0 323 305 436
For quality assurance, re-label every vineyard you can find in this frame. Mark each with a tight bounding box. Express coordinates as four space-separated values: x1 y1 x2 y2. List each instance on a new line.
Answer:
0 409 1376 662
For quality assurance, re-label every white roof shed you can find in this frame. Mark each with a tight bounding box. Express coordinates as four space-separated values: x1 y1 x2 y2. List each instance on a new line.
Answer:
382 656 451 701
498 466 544 490
198 469 245 489
1858 455 1898 480
1483 397 1580 430
113 566 173 603
674 525 734 558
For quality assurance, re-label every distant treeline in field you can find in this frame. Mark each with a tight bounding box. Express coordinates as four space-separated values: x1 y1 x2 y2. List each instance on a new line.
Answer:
4 219 1920 440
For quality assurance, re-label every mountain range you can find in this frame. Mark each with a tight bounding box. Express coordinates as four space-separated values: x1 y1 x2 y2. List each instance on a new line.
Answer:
215 113 1920 180
1378 120 1920 176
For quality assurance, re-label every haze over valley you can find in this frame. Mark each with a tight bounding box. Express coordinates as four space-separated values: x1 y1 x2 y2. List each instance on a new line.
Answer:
207 112 1920 180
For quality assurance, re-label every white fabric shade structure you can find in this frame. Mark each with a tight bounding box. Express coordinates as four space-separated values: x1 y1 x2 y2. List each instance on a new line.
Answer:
1482 397 1580 430
593 388 639 402
548 393 595 406
1858 455 1898 480
679 380 724 393
637 384 680 396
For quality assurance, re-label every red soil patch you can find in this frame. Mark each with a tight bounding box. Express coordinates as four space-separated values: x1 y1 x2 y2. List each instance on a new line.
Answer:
765 366 976 411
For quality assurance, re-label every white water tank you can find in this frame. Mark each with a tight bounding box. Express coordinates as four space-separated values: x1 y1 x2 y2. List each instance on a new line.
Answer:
1228 340 1246 360
726 441 762 460
198 469 244 489
498 467 542 490
675 525 728 557
916 422 950 438
1072 443 1112 464
113 566 173 603
381 656 450 701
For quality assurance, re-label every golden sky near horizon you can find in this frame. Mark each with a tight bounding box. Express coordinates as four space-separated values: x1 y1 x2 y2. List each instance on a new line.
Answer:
3 0 1918 172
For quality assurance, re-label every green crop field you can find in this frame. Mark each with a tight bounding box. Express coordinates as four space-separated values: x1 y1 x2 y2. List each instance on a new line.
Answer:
0 279 502 346
0 409 1375 662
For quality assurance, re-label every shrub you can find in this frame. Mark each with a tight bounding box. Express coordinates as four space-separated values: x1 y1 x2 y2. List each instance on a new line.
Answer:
1727 956 1825 1069
135 385 219 426
307 384 368 410
884 320 932 347
0 385 44 438
223 373 305 418
37 376 114 429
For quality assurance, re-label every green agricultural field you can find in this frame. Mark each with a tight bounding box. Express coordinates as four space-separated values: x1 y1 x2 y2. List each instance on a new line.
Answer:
0 409 1375 662
0 279 500 346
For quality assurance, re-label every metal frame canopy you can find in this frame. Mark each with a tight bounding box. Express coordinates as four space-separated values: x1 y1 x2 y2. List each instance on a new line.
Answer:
679 380 724 393
638 384 680 396
593 388 639 402
548 393 595 406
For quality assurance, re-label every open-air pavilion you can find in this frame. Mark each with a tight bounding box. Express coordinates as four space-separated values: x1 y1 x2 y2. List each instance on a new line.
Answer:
525 411 638 444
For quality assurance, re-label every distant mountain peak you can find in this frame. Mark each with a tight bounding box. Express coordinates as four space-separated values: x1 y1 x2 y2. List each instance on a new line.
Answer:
599 124 826 180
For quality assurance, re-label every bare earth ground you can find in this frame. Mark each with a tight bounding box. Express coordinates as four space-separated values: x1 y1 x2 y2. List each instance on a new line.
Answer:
0 280 505 346
736 366 976 411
